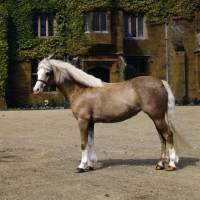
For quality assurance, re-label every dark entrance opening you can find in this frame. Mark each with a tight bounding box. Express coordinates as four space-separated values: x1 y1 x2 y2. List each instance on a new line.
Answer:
88 67 110 82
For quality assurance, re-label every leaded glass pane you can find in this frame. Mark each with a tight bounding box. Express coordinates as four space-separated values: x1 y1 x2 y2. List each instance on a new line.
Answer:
32 75 37 89
101 12 107 31
50 85 56 91
93 12 100 31
138 14 143 37
41 14 46 36
31 59 38 73
131 15 136 37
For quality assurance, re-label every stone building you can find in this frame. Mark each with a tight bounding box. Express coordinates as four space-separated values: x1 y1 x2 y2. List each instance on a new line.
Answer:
0 3 200 108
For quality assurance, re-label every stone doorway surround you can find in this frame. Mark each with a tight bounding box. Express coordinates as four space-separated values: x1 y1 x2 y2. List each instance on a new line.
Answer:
79 56 126 83
88 67 110 82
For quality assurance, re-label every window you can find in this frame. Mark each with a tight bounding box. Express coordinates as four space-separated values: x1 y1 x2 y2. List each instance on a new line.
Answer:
124 13 144 38
33 14 55 37
50 84 56 92
31 59 56 92
124 57 148 76
85 11 108 32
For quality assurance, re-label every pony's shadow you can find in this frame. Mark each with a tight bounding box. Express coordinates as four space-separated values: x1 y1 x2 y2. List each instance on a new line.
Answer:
98 157 200 170
0 155 17 162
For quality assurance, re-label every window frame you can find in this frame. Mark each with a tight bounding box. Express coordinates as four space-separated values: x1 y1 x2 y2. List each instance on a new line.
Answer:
124 13 145 38
33 14 55 38
85 11 108 33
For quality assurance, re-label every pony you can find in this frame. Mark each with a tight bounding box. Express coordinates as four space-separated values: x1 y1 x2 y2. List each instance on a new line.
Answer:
33 57 190 173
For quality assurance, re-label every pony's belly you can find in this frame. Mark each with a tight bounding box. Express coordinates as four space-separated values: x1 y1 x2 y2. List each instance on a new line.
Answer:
92 107 141 123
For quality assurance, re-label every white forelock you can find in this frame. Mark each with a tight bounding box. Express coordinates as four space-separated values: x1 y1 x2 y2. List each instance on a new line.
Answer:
38 59 103 87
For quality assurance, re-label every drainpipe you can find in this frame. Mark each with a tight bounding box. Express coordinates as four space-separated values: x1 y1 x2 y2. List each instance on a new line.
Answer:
165 23 169 82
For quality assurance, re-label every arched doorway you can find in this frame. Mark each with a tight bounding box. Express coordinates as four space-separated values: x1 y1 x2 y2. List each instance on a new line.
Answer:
88 67 110 82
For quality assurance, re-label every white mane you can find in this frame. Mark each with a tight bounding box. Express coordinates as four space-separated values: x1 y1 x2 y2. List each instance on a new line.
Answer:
38 59 103 87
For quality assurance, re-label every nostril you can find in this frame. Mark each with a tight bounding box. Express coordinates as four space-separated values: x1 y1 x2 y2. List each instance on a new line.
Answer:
33 87 40 93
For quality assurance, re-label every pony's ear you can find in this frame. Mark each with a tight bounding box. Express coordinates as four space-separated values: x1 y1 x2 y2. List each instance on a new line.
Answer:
37 58 41 63
47 54 54 60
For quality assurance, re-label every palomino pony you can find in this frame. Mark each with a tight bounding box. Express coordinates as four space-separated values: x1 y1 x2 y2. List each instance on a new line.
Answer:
33 57 190 173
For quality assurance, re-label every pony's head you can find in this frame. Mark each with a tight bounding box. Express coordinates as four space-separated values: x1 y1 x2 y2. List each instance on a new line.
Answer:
33 58 54 94
33 56 103 94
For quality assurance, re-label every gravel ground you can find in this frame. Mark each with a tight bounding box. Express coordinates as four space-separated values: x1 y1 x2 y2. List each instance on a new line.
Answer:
0 106 200 200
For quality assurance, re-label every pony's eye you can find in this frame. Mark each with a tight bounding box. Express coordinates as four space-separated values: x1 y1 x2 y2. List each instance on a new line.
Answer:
46 72 51 76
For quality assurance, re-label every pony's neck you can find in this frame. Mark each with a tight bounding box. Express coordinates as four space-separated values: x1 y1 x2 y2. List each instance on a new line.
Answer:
56 79 85 103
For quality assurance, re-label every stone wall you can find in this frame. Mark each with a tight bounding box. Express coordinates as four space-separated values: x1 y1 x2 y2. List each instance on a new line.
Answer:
168 51 185 100
169 16 199 99
8 10 200 105
123 24 167 80
0 97 7 109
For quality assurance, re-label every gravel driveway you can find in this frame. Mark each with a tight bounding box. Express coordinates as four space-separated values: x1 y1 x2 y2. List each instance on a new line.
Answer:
0 107 200 199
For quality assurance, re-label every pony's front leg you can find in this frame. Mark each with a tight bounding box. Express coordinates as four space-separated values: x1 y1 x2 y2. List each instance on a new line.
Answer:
86 122 97 170
75 118 89 173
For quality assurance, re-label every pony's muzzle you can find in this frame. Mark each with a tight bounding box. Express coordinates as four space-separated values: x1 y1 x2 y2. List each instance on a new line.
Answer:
33 87 43 94
33 81 45 94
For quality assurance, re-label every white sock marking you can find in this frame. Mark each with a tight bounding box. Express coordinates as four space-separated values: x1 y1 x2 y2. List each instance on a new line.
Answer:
168 147 179 167
78 149 88 169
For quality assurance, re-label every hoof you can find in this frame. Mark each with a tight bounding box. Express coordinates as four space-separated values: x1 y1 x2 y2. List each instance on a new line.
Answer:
86 166 95 171
156 165 165 170
165 166 177 171
75 168 86 173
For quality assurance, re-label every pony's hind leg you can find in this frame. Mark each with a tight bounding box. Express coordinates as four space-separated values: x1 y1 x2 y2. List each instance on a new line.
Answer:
153 118 178 171
86 122 97 170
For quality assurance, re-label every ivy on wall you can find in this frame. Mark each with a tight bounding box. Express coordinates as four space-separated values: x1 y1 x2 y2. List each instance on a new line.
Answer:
0 5 8 97
64 0 200 53
1 0 199 61
66 0 200 26
0 0 200 99
5 0 68 61
58 0 200 55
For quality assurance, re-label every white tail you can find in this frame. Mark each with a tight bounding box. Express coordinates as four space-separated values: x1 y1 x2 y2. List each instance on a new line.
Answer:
161 80 191 153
